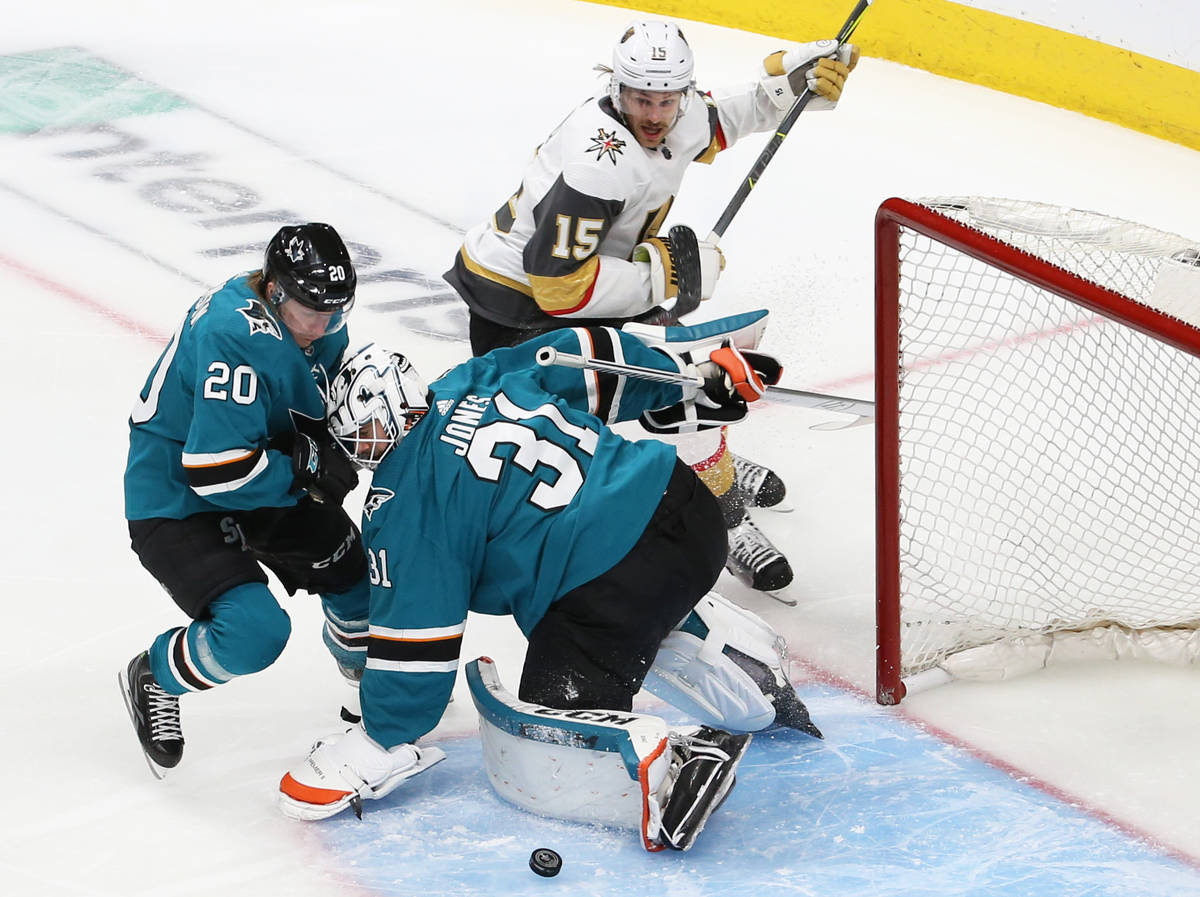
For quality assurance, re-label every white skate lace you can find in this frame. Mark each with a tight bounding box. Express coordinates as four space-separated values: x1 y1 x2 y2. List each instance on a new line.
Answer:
728 518 782 573
732 455 769 499
144 683 182 742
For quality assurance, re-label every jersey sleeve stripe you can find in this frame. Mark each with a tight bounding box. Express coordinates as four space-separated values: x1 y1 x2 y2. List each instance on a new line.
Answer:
530 255 601 314
692 95 728 164
369 635 462 664
570 326 626 424
369 622 466 641
184 447 268 495
366 658 460 674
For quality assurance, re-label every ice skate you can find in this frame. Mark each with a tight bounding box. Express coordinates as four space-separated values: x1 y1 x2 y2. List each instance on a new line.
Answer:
731 453 791 511
725 513 796 604
118 651 183 778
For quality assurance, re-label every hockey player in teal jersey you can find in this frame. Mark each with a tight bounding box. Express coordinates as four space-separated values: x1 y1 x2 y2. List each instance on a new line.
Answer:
119 223 367 779
278 327 823 849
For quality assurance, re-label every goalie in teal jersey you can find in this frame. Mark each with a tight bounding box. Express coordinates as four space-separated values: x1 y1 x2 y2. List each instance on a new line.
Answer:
119 223 368 780
278 326 823 851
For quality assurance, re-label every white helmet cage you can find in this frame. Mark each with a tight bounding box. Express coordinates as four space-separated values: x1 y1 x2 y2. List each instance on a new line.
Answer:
325 344 429 470
608 21 695 122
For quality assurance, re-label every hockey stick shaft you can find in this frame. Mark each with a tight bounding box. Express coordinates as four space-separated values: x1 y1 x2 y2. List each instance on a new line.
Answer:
534 346 873 420
708 0 874 241
535 346 704 386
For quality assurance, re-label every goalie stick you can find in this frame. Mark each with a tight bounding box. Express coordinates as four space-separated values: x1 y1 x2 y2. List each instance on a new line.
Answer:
534 346 873 429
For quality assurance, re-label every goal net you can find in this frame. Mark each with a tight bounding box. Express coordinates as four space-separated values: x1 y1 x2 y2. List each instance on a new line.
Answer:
875 196 1200 704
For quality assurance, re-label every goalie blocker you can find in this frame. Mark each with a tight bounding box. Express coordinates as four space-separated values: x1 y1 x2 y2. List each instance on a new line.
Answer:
467 657 750 852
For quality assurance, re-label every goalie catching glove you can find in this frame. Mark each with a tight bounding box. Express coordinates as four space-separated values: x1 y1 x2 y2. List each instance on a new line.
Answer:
642 341 783 434
760 39 860 115
634 224 724 321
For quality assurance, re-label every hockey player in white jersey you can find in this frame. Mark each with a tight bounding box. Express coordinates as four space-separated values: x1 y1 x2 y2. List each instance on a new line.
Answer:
443 19 859 598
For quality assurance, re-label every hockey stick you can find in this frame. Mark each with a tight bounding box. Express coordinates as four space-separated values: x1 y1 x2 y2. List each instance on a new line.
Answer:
534 346 873 429
709 0 874 241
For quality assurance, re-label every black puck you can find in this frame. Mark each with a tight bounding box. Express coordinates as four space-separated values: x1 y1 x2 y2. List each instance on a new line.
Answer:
529 847 562 877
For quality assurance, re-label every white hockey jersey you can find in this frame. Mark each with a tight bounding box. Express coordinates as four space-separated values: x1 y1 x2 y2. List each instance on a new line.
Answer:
444 82 781 328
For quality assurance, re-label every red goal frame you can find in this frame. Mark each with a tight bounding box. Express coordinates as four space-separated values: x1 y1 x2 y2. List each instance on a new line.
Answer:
873 197 1200 705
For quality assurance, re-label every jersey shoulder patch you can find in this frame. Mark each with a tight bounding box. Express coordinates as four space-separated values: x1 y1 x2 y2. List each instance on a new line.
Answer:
363 486 396 522
237 296 283 340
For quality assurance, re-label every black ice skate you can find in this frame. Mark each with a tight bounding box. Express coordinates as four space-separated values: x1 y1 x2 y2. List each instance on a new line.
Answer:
658 726 753 851
726 513 795 601
118 651 183 778
731 453 790 511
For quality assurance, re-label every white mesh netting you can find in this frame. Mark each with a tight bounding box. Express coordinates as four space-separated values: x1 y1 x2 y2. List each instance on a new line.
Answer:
894 197 1200 678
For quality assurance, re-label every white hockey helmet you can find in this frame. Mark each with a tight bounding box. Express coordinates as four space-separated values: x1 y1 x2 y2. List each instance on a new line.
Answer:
325 343 429 470
608 21 695 116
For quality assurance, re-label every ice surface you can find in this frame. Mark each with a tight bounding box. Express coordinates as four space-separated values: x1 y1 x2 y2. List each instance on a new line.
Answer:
4 1 1200 894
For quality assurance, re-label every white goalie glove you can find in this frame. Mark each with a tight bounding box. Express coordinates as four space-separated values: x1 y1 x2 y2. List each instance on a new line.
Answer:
760 39 860 114
278 724 446 820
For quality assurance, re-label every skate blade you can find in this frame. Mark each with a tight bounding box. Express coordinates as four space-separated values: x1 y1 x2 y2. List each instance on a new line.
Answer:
117 670 168 780
764 587 798 607
757 498 793 513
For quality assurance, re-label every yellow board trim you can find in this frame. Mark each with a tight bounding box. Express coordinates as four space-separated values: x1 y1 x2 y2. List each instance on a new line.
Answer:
584 0 1200 151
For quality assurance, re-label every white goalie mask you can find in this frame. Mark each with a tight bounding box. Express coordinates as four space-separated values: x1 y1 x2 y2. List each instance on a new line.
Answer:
608 21 695 121
325 344 429 470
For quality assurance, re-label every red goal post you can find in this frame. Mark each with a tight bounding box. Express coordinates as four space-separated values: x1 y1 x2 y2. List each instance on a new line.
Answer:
875 197 1200 705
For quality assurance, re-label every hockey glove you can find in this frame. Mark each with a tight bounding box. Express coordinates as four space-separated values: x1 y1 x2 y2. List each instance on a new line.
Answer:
640 343 783 433
760 40 860 114
280 432 359 505
634 224 724 321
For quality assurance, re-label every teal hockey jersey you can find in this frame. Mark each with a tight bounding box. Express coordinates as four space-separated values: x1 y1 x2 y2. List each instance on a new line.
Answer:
360 326 687 748
124 272 347 521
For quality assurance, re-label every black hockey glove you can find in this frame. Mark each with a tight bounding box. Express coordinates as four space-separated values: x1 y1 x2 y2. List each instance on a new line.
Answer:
279 433 359 505
640 343 782 434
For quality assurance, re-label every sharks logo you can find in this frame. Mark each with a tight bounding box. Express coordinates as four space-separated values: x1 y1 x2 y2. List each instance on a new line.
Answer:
238 296 283 340
362 487 395 521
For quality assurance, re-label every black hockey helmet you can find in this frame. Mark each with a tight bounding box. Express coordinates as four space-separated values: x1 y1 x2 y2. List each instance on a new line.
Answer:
262 222 357 314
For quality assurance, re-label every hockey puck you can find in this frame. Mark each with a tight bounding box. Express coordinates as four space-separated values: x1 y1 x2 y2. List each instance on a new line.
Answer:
529 847 562 877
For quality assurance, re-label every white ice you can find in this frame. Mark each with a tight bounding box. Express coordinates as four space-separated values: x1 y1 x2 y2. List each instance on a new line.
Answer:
4 0 1200 894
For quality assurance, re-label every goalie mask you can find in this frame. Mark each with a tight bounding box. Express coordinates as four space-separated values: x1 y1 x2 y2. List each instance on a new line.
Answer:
325 344 429 469
607 21 694 126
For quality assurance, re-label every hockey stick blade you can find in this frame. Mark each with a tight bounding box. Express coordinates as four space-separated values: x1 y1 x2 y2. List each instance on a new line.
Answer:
763 386 874 430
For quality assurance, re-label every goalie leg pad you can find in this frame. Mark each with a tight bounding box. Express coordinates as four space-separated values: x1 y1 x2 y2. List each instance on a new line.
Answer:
643 593 822 737
468 656 679 851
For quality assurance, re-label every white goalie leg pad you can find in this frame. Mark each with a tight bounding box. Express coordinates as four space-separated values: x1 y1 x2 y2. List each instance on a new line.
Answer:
466 656 676 852
278 724 446 821
643 592 792 732
623 309 769 355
